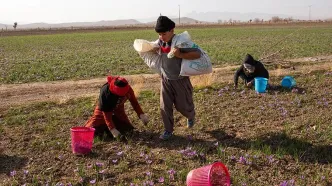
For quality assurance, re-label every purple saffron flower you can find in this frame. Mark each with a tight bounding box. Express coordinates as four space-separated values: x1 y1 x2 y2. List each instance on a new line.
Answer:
146 160 153 164
95 162 103 167
58 155 63 160
168 168 176 175
130 183 137 186
230 155 236 161
242 183 247 186
280 107 288 116
158 177 165 183
144 180 154 186
280 181 288 186
188 150 197 157
23 170 29 175
90 179 96 184
117 151 124 156
324 72 332 76
146 172 151 176
112 159 118 164
301 175 305 180
267 155 275 164
78 177 83 183
140 152 145 157
99 169 106 174
289 179 295 185
187 135 193 140
67 183 73 186
145 155 149 160
10 170 16 177
321 176 325 180
214 141 219 146
238 156 247 165
87 164 93 168
291 88 298 93
179 147 197 158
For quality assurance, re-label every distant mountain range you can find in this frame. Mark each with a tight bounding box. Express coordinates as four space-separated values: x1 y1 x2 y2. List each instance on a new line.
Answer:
0 17 202 30
0 19 142 29
0 11 329 30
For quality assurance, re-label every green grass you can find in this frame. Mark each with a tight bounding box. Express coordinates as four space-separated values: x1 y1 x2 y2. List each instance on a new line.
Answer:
1 69 331 185
1 24 332 83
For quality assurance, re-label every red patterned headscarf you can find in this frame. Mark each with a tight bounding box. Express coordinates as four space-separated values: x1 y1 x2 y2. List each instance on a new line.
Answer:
107 76 130 96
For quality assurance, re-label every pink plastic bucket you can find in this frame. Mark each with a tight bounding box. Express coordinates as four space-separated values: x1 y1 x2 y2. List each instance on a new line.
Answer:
186 162 231 186
70 127 95 155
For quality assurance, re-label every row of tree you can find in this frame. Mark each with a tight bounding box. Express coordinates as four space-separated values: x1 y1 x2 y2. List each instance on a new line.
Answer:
218 16 326 24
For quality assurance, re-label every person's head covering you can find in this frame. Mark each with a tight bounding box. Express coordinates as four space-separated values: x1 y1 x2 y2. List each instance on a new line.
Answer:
243 54 256 73
107 76 130 96
155 16 175 33
243 54 256 65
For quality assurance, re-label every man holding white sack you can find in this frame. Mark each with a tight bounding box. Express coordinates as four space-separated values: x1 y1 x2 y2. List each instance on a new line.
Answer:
154 16 202 140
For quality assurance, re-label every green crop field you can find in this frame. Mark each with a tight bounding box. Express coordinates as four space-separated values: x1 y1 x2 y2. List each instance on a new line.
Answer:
1 24 331 84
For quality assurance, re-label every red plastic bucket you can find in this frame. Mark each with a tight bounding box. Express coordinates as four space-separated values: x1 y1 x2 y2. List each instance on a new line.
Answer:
186 162 231 186
70 127 95 155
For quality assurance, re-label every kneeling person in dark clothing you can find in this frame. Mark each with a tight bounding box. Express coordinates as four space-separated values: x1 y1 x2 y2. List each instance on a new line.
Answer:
234 54 269 89
84 76 149 138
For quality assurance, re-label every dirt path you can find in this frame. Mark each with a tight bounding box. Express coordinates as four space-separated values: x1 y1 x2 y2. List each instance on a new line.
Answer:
1 56 331 110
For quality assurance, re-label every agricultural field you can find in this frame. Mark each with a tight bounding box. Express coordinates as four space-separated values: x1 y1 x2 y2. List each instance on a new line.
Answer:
0 24 332 186
0 24 331 84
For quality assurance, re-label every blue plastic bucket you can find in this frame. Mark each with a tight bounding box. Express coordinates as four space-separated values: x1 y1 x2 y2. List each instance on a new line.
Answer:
254 77 268 93
281 76 296 88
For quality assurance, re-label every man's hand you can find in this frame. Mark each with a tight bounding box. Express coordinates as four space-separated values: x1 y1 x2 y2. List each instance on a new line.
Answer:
110 128 121 138
172 47 181 58
140 114 149 125
246 81 253 88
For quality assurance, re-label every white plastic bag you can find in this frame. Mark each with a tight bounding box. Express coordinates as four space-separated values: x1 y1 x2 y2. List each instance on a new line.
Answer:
133 39 159 53
180 50 212 76
133 39 161 74
170 31 213 76
138 51 162 74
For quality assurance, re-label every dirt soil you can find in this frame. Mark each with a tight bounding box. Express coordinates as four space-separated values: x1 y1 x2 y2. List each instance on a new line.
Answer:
1 56 331 111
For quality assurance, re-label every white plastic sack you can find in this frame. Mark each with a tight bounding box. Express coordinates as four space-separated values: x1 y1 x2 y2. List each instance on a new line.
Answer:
133 39 161 74
138 51 162 74
133 39 159 53
180 50 213 76
170 31 213 76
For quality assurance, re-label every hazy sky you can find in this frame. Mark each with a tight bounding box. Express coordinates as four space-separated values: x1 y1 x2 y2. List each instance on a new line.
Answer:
1 0 332 24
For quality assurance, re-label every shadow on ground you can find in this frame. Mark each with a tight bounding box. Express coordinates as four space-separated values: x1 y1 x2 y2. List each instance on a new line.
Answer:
209 129 331 164
0 154 29 175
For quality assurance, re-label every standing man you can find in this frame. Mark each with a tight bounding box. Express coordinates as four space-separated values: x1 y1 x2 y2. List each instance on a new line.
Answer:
154 16 201 140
